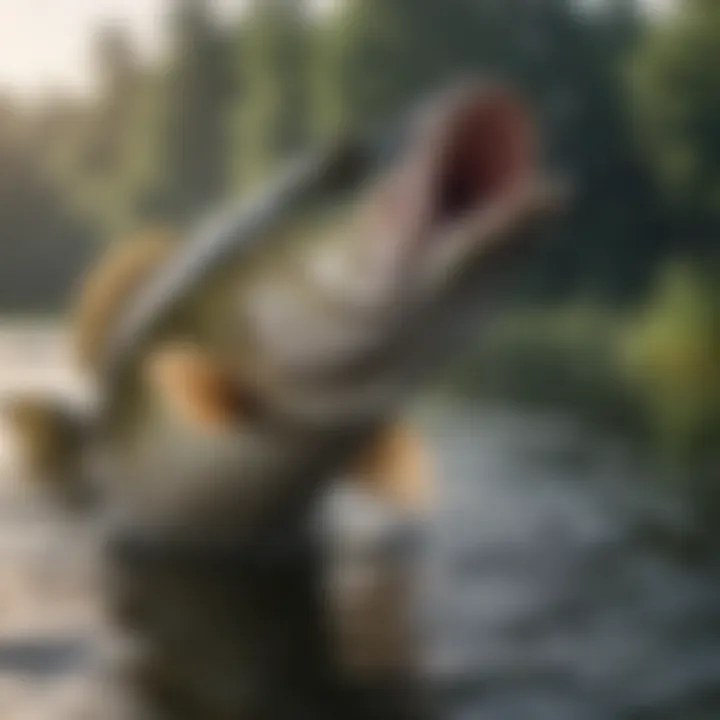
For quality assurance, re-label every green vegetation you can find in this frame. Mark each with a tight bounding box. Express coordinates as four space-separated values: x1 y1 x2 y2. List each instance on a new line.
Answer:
450 260 720 494
448 303 634 433
628 0 720 222
620 262 720 464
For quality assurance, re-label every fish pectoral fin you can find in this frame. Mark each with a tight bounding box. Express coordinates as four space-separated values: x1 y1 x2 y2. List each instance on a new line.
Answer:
142 345 253 434
351 423 435 514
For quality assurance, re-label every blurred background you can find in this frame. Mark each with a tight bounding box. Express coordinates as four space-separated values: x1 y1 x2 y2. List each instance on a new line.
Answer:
3 0 720 718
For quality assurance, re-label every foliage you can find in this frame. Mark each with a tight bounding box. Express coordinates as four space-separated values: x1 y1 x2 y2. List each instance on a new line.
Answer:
447 303 640 434
155 0 233 222
314 0 492 135
0 103 95 313
235 0 312 190
450 259 720 480
629 0 720 224
618 261 720 464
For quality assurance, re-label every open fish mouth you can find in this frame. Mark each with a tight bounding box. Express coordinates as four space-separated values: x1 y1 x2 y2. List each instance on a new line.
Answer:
426 84 535 229
355 80 564 307
237 82 565 394
370 82 537 255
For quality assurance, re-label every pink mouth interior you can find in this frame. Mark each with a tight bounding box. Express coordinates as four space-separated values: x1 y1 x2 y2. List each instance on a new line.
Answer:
433 89 535 224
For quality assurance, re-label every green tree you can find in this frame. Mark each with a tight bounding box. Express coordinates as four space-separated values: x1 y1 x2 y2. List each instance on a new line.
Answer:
629 0 720 227
82 25 144 233
0 103 94 312
619 260 720 464
36 25 144 238
158 0 233 222
314 0 495 137
234 0 312 190
505 0 666 302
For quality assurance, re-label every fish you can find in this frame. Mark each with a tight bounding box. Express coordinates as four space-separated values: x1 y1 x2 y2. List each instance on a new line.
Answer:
1 78 566 719
80 80 558 532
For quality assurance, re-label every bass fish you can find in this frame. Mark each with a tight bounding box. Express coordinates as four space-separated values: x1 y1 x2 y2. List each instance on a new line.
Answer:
2 79 565 720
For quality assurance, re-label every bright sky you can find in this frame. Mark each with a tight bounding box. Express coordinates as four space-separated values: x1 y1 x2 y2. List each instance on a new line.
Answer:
0 0 669 101
0 0 251 99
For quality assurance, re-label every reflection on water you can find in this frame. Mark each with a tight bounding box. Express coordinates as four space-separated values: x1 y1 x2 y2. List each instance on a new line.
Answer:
1 328 720 718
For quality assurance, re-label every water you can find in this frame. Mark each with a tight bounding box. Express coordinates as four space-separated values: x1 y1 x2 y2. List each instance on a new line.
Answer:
1 326 720 718
418 405 720 719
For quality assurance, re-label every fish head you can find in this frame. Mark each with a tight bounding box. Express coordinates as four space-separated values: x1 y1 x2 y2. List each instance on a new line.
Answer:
362 80 561 323
254 80 566 412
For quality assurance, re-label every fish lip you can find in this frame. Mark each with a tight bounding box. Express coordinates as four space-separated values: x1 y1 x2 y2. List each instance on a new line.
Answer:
413 79 538 235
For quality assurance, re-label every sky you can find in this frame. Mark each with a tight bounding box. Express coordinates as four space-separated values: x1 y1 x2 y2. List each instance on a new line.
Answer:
0 0 670 101
0 0 249 99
